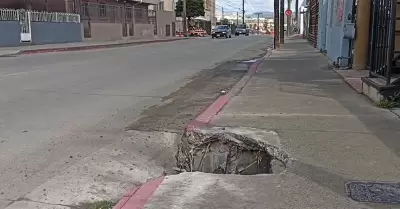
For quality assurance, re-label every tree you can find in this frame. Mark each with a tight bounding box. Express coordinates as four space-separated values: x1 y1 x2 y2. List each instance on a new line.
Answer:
221 18 229 25
175 0 205 22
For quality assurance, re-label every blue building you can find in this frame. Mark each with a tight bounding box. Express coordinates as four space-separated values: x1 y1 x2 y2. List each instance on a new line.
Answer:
317 0 356 67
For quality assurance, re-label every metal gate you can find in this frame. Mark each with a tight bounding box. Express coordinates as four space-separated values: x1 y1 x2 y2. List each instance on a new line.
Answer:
308 0 319 47
19 10 32 42
367 0 399 85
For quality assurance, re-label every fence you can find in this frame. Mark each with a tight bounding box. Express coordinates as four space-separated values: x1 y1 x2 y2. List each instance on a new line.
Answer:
0 9 80 23
79 2 154 24
367 0 400 86
0 8 82 46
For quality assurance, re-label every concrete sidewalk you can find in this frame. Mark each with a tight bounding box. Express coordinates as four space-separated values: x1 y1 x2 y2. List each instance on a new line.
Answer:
0 37 189 57
114 39 400 209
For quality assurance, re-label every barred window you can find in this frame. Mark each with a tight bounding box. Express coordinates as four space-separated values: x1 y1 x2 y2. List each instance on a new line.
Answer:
99 4 107 17
82 2 89 16
158 1 164 10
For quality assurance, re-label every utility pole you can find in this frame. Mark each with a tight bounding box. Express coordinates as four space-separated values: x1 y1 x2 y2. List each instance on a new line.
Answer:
237 11 239 25
287 0 292 36
280 0 284 43
182 0 187 36
242 0 245 24
274 0 280 48
255 12 261 35
222 7 224 19
295 0 299 33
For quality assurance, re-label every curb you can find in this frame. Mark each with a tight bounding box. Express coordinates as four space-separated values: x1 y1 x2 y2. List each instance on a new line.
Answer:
186 45 273 131
0 51 22 57
332 68 365 94
112 44 273 209
1 38 190 57
113 177 165 209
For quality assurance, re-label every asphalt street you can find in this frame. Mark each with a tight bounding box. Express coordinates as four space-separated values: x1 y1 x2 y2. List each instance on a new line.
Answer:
0 36 271 208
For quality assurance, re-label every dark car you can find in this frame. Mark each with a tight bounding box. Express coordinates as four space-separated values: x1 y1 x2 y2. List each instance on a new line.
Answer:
212 25 232 39
235 24 249 36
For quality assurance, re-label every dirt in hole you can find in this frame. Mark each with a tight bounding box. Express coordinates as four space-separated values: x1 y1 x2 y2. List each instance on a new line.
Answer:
175 127 290 175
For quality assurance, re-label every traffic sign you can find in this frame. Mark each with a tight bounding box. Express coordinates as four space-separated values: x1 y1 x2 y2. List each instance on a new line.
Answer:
285 9 292 16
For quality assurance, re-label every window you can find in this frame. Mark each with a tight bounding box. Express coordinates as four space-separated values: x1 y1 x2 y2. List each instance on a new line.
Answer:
158 1 164 10
99 4 107 17
82 2 89 17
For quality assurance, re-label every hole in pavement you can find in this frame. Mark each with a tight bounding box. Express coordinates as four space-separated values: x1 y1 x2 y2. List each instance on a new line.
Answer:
175 127 290 175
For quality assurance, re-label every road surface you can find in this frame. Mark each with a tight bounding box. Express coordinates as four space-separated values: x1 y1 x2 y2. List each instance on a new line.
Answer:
0 36 271 208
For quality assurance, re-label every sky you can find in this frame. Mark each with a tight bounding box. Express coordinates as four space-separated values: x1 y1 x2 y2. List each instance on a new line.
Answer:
215 0 297 15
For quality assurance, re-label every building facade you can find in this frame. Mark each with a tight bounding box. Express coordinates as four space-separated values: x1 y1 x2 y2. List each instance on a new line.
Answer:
301 0 400 102
0 0 177 43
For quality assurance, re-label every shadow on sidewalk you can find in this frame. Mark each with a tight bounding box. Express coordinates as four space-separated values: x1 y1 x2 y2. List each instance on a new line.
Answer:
210 39 400 208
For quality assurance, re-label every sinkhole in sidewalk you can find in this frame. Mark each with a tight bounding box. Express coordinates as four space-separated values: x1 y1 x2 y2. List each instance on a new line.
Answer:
175 127 290 175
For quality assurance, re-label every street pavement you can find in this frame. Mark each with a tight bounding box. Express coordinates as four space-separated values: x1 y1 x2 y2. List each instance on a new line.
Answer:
0 36 272 208
0 37 188 57
127 39 400 209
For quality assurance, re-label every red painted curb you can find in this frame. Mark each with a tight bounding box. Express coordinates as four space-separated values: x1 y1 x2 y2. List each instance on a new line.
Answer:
19 38 189 55
113 177 165 209
186 56 266 131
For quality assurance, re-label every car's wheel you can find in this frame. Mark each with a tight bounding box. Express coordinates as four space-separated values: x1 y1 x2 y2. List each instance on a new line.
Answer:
212 36 215 39
245 34 249 36
229 35 232 38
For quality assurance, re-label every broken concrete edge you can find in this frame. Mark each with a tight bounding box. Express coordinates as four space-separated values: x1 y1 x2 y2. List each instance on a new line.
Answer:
186 46 273 132
3 38 192 57
112 43 273 208
113 176 165 209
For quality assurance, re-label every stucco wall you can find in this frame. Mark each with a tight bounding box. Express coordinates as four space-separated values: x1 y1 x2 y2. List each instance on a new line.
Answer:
0 21 21 47
90 23 123 41
134 24 154 38
31 22 83 45
156 10 175 37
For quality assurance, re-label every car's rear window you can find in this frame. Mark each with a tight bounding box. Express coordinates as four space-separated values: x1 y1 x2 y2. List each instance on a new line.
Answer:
216 25 228 29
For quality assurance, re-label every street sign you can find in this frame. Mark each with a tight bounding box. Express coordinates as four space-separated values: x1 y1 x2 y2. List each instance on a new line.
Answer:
285 9 292 16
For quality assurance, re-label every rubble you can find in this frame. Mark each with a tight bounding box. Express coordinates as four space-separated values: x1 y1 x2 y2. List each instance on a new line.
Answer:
176 127 290 175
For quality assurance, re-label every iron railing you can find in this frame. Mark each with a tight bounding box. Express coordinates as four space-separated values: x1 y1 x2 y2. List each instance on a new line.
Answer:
79 2 155 24
0 8 80 23
30 11 80 23
0 8 19 21
367 0 400 86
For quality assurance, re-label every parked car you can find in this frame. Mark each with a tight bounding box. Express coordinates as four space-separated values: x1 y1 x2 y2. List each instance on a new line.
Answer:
235 24 249 36
212 25 232 39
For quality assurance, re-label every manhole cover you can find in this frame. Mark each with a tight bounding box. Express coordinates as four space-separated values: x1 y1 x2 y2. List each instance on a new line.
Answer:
346 181 400 204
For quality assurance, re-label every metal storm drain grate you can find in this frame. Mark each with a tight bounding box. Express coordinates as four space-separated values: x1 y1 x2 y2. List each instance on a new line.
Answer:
346 181 400 204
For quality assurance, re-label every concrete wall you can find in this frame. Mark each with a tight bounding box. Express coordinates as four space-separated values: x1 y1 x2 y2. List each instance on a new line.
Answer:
31 22 83 45
162 0 175 11
90 22 123 41
0 21 21 47
134 24 155 38
156 10 175 37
